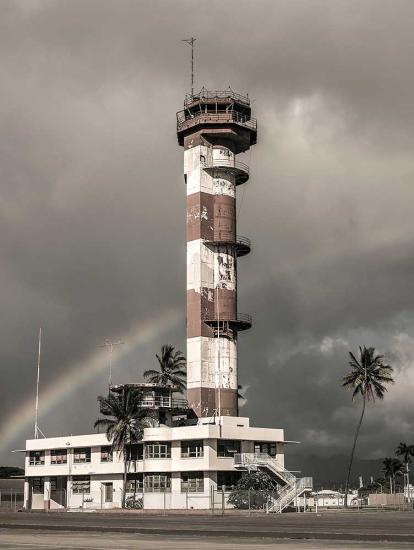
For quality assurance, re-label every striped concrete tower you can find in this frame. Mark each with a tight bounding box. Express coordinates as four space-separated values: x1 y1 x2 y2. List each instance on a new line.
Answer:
177 89 257 418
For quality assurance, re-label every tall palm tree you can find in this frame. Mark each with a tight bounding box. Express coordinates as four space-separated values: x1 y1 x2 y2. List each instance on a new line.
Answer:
342 346 394 507
396 442 414 500
144 344 186 393
94 388 154 507
383 457 403 494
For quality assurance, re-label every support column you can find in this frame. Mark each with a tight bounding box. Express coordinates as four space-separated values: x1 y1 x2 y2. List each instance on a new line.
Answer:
43 477 50 511
23 479 30 511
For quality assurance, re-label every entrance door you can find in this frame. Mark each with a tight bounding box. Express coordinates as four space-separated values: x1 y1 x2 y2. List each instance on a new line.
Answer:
50 476 67 507
103 482 113 503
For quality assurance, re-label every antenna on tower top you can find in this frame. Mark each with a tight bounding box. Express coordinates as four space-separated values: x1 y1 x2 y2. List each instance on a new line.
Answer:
182 37 196 96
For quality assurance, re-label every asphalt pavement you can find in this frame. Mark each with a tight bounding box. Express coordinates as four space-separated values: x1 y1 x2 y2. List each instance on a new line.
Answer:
0 509 413 544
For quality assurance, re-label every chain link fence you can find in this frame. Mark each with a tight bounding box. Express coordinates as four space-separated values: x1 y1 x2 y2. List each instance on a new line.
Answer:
0 489 24 511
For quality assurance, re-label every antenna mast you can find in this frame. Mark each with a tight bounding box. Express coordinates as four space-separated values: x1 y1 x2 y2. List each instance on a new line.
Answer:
34 328 46 439
182 37 196 96
101 339 124 392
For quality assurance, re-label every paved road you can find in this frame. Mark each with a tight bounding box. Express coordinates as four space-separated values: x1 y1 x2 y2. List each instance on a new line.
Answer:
0 530 413 550
0 510 413 543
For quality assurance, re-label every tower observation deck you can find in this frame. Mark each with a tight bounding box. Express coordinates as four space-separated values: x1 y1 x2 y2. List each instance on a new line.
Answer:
177 88 257 418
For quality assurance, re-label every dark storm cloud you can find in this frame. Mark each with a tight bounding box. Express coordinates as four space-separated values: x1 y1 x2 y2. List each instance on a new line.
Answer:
1 0 414 465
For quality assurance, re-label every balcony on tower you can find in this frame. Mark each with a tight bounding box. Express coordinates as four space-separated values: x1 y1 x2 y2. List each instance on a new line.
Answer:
177 88 257 153
205 235 251 257
203 312 252 333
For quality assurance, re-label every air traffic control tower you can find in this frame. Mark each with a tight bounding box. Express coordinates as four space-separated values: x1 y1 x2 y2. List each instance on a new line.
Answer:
177 88 257 418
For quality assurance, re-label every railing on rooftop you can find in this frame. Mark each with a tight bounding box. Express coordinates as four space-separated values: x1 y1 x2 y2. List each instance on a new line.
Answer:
138 396 188 409
184 88 250 108
177 111 257 133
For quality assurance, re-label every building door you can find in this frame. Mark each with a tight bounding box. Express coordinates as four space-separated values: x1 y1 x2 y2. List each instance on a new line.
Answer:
103 483 113 503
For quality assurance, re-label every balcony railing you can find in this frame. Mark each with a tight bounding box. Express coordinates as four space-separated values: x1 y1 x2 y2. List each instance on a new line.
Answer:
203 312 252 331
177 111 257 133
201 157 249 184
184 88 251 108
206 235 251 257
138 396 188 409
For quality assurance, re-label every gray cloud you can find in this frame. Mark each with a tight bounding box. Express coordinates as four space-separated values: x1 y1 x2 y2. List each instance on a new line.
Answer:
1 0 414 468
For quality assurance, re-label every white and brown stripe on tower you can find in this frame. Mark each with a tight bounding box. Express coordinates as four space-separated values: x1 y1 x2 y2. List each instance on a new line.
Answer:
177 89 257 418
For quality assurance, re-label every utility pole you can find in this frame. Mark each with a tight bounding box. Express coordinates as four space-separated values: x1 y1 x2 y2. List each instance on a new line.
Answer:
101 339 124 392
182 37 196 96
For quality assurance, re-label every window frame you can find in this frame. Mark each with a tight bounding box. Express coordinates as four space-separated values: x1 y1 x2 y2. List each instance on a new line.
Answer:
181 471 204 493
73 447 91 464
100 446 113 463
50 448 67 465
72 475 91 494
29 450 45 466
126 473 144 493
31 477 44 494
217 440 241 458
144 473 171 492
254 441 277 457
217 471 241 491
145 442 171 459
181 440 204 458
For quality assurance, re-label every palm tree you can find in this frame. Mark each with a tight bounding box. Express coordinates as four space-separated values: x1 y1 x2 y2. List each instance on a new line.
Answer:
94 388 154 507
144 344 186 393
383 457 403 494
342 346 394 507
396 442 414 500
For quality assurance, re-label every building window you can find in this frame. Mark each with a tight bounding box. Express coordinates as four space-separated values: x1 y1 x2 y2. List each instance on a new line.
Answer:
126 443 143 461
145 442 171 459
73 447 91 463
126 473 144 493
144 473 171 492
181 440 203 458
217 440 241 458
217 471 241 491
31 477 44 494
72 475 90 494
100 446 113 462
29 450 45 466
181 472 204 493
254 442 277 457
51 449 67 464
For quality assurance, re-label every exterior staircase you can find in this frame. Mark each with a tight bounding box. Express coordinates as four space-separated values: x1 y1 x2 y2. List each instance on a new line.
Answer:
234 453 313 513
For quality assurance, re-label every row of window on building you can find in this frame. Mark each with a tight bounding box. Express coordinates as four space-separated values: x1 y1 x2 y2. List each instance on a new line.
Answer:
29 441 277 465
30 471 242 495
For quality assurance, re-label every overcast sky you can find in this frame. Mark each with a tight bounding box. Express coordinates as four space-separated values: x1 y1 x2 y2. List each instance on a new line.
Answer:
1 0 414 469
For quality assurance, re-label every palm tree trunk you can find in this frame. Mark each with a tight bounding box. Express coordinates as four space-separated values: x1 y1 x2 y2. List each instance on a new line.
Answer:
344 395 366 508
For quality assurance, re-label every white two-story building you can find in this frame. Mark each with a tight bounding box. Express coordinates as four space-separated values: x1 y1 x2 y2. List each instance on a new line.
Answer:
24 414 286 510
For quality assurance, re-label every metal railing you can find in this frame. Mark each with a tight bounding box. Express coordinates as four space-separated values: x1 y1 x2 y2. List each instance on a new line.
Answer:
234 453 313 513
203 312 252 326
234 453 296 485
184 88 250 107
207 235 251 249
177 111 257 132
202 157 250 175
138 396 188 409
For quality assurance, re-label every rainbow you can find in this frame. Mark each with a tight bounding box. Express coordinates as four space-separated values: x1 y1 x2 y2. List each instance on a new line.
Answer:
0 308 182 454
